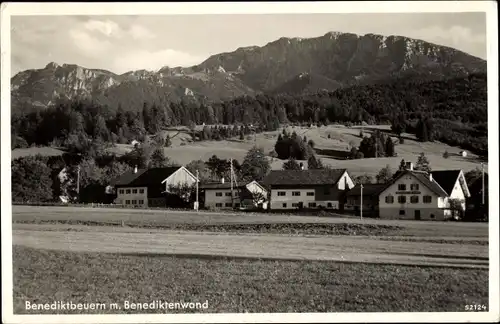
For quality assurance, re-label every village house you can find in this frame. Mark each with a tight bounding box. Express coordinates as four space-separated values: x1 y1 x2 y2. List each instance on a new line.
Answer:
378 163 470 220
200 179 268 210
262 169 355 210
344 183 386 217
111 166 198 208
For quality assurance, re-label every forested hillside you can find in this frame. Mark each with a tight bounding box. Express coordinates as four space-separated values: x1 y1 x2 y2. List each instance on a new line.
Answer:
11 72 487 156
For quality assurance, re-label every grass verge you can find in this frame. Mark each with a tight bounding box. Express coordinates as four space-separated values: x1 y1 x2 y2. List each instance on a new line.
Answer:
13 246 488 314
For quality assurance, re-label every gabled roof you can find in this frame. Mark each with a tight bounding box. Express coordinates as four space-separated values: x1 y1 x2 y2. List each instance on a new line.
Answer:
262 169 347 186
430 170 462 195
346 184 386 197
112 167 180 187
381 170 448 197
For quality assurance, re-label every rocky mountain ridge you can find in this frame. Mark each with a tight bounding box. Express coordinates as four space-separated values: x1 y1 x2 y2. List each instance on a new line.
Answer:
11 31 486 114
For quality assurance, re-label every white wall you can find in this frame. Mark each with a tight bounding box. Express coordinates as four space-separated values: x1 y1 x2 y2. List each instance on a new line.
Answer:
164 167 197 190
378 174 443 220
115 186 148 207
270 188 339 210
205 188 240 209
337 172 355 190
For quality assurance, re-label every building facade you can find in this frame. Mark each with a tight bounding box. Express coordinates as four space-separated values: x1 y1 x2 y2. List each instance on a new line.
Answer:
378 168 470 221
200 180 268 210
344 184 385 217
263 169 354 210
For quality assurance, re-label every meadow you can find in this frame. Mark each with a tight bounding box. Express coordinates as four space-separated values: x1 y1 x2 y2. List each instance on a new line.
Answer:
11 124 486 177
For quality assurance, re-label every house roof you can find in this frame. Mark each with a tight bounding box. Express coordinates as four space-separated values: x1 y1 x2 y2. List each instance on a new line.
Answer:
262 169 347 186
199 182 245 190
430 170 462 195
381 170 448 197
112 167 180 187
346 184 386 197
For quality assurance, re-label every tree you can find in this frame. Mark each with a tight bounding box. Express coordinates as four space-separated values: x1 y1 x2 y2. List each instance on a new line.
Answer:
11 155 53 202
385 137 395 157
150 147 170 168
443 150 449 159
167 183 196 203
308 139 315 149
307 154 324 170
186 159 212 182
164 134 172 147
448 198 465 220
399 159 407 171
282 158 301 170
240 146 271 182
354 174 373 185
376 165 393 184
391 113 406 137
415 152 431 172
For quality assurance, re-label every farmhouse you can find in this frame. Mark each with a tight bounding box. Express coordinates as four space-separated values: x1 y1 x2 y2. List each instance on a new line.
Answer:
262 169 354 210
111 166 198 208
200 180 268 210
344 184 386 217
378 163 470 220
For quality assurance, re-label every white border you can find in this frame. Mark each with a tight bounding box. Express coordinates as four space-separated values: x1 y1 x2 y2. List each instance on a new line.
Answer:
1 1 498 323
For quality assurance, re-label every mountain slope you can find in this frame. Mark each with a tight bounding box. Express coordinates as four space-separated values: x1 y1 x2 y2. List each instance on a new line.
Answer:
11 31 486 114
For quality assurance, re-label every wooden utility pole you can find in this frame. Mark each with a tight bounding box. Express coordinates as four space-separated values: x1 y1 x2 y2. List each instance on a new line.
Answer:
195 169 199 211
481 162 485 205
230 158 234 209
360 184 364 220
76 165 81 201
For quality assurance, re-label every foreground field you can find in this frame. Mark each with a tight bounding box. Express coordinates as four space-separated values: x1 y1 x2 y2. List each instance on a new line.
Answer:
12 206 489 238
13 246 488 314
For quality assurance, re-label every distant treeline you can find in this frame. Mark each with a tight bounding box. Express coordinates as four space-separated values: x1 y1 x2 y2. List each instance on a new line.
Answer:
11 73 487 156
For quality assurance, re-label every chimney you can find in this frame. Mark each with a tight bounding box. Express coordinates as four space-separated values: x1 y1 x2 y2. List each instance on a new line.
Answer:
300 162 304 170
429 173 433 182
134 165 138 174
405 162 413 171
221 177 225 184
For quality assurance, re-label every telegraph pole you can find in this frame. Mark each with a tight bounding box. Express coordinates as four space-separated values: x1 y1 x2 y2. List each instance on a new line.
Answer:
360 184 364 220
481 162 485 205
76 165 80 202
230 158 234 209
195 169 199 211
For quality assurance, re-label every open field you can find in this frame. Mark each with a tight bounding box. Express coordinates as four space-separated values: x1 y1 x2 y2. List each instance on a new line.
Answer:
12 206 489 238
13 245 489 313
11 125 486 177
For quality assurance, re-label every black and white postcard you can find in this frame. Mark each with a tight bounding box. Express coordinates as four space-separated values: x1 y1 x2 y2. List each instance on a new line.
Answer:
1 1 498 323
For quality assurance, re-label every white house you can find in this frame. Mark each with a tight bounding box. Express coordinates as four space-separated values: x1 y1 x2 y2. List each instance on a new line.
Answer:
378 164 470 220
111 166 198 208
262 169 355 210
200 179 268 210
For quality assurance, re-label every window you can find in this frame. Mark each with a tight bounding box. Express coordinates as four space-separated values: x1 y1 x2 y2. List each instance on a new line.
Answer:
430 214 435 219
215 192 223 197
235 203 240 208
292 203 300 208
119 189 124 194
282 203 287 208
308 202 317 208
139 189 144 194
385 195 394 204
306 192 314 196
398 196 406 203
292 191 301 196
132 189 138 194
277 191 286 196
410 184 419 191
327 203 332 208
125 200 130 205
225 192 232 197
399 210 405 215
410 196 419 204
398 184 407 191
215 203 223 207
139 200 144 205
126 189 131 194
423 195 432 203
132 200 137 205
225 203 232 207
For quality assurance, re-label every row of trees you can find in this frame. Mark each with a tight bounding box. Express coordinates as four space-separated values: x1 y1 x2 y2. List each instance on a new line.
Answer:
12 73 487 156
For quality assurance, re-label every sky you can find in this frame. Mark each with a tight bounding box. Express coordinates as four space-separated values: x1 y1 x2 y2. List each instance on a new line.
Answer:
10 12 487 76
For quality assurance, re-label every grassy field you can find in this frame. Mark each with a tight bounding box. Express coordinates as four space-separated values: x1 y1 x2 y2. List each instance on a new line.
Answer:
13 245 489 314
12 206 489 238
11 124 486 177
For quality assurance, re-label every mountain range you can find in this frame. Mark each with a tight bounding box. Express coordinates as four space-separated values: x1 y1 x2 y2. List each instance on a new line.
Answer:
11 31 487 114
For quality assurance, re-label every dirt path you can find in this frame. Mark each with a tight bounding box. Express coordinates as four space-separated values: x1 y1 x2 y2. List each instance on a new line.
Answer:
13 227 488 269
